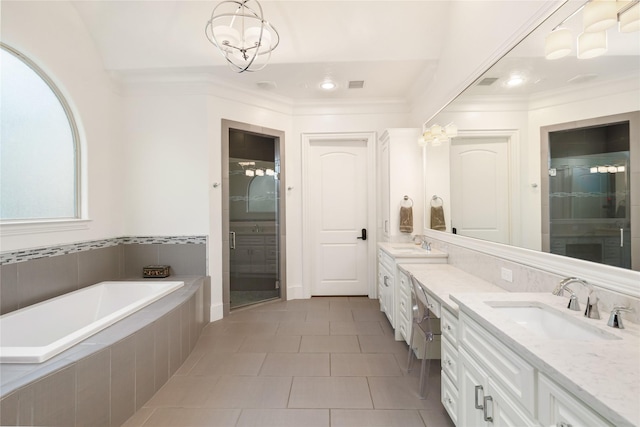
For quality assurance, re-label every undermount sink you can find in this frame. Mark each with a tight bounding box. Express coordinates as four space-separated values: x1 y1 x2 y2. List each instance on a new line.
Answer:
391 246 428 253
486 301 620 341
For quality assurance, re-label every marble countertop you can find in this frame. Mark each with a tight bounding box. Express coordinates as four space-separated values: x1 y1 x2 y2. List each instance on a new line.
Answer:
397 264 506 314
378 242 449 260
451 292 640 427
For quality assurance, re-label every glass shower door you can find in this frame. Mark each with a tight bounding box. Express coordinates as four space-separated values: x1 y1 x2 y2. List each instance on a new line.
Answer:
548 123 631 269
228 129 281 309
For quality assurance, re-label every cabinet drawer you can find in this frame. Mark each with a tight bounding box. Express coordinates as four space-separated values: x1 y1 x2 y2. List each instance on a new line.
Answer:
441 335 458 385
398 287 411 319
441 307 458 346
538 373 614 427
459 313 535 415
423 288 441 318
265 236 277 245
236 235 265 245
378 249 395 272
441 369 459 425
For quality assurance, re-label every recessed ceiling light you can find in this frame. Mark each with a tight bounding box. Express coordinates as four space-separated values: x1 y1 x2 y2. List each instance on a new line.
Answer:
320 80 337 90
506 75 525 87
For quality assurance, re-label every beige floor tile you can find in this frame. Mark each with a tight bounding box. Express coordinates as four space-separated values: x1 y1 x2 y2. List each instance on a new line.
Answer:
203 376 292 408
306 309 354 322
140 408 240 426
331 353 403 377
237 409 330 427
330 321 384 336
173 350 205 376
260 353 330 376
358 334 409 354
420 407 456 427
237 335 301 353
202 321 279 336
368 376 443 410
277 320 330 335
288 377 373 409
351 308 388 322
189 352 266 376
145 375 221 407
283 299 331 311
379 318 395 336
227 310 307 323
331 409 426 427
330 300 375 311
299 335 361 353
192 334 245 353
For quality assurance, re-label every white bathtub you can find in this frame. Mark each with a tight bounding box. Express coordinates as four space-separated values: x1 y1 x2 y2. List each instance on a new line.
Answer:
0 280 184 363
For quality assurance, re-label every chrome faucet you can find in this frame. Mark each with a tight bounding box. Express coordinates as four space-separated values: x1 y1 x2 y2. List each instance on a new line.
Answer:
552 277 592 314
607 306 633 329
421 240 432 251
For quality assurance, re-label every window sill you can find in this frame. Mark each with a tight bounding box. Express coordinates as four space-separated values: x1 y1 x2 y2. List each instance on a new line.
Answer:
0 219 91 236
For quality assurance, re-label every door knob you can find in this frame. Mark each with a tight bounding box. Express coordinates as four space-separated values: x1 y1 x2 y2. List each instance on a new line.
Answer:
357 228 367 241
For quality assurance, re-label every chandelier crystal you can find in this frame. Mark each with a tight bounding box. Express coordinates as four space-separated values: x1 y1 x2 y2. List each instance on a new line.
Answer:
205 0 280 73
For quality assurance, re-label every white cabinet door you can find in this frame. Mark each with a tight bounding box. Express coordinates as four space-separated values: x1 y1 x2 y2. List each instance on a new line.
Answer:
538 374 613 427
486 378 540 427
459 348 489 427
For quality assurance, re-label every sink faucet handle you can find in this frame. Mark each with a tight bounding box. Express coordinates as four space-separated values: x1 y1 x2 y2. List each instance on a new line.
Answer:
607 306 633 329
567 293 580 311
584 290 600 319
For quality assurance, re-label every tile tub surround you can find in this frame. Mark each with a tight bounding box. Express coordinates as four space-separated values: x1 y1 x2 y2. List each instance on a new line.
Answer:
426 236 640 324
0 276 208 427
452 292 640 427
0 236 207 316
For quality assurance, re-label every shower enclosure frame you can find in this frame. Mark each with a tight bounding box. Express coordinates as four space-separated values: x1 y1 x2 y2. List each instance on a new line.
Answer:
221 119 286 315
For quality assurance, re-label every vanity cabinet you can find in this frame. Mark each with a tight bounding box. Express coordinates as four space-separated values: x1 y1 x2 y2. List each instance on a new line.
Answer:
232 235 277 275
378 249 395 326
458 312 615 427
440 307 459 424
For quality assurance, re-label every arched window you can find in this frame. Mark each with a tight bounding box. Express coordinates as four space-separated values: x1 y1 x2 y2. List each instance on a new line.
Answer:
1 43 80 222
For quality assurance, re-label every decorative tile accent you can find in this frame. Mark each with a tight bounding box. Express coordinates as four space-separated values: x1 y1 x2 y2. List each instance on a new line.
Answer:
0 236 207 265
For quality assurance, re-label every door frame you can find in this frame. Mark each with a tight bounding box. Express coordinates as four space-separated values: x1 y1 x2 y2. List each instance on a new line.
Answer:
453 129 520 247
301 132 377 299
221 119 286 315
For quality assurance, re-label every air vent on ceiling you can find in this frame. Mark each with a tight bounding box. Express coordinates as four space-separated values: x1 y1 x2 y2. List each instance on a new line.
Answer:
477 77 499 86
257 81 277 90
567 74 598 84
348 80 365 89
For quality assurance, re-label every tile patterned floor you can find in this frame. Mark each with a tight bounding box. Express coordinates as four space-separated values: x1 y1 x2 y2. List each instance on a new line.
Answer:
123 297 456 427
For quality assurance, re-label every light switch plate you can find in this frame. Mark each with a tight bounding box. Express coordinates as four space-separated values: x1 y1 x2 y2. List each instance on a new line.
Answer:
501 267 513 282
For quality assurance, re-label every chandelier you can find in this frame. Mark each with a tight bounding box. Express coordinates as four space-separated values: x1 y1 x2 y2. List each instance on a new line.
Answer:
418 123 458 147
205 0 280 73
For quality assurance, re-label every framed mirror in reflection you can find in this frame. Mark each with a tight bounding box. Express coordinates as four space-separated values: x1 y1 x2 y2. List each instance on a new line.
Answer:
423 1 639 273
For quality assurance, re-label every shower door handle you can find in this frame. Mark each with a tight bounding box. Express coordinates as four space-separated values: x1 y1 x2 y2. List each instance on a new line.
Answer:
230 231 236 250
620 228 624 247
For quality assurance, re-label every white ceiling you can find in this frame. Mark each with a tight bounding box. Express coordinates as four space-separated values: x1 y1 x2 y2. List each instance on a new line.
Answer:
71 0 451 102
70 1 639 103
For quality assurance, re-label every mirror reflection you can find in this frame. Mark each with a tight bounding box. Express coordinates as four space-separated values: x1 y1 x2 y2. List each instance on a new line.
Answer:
424 2 639 271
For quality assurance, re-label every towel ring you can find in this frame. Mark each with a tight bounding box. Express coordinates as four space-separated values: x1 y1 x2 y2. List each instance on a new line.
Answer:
431 195 443 207
402 195 414 207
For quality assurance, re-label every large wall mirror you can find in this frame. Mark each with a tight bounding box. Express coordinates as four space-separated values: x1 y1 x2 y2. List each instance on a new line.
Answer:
423 1 640 294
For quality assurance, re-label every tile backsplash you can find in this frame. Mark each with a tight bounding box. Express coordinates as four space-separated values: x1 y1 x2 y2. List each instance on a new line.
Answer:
0 236 208 315
428 237 640 325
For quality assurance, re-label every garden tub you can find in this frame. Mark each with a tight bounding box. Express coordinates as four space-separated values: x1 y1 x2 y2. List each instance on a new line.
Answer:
0 281 183 363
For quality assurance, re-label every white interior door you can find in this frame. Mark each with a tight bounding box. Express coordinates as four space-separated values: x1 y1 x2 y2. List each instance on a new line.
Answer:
307 138 369 296
450 137 510 244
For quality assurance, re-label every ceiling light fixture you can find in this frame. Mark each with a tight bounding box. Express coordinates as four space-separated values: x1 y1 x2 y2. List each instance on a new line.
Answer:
544 0 639 61
320 81 337 90
418 123 458 147
205 0 280 73
506 75 525 87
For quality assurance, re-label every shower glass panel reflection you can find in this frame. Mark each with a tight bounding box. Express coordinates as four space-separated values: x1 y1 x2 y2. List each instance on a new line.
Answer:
229 129 280 309
548 121 631 269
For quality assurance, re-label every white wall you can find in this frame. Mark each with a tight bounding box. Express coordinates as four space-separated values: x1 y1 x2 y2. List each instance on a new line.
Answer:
1 1 124 251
